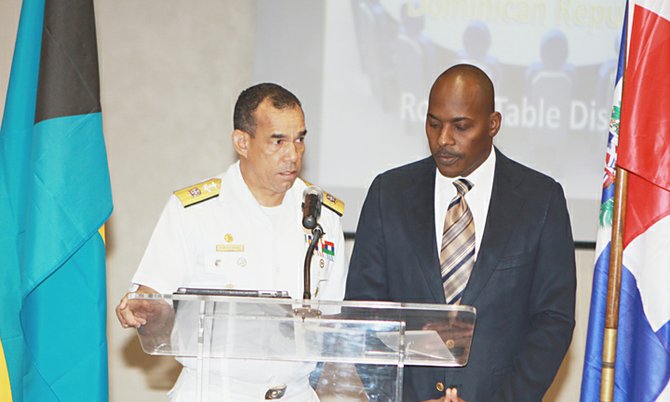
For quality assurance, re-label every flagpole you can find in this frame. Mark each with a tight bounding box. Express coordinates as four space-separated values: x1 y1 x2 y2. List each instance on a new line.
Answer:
600 167 628 402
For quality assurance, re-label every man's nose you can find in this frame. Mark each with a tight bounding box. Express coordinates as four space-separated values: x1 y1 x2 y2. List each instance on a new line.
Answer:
437 127 456 146
283 141 299 161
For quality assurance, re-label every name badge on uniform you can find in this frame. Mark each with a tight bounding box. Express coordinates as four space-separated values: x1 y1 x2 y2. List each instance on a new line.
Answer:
216 233 244 252
216 244 244 252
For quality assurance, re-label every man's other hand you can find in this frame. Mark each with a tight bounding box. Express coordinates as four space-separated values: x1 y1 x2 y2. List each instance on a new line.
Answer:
115 285 158 329
422 387 467 402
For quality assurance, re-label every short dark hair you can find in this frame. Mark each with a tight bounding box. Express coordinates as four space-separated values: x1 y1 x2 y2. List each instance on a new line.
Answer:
233 83 302 133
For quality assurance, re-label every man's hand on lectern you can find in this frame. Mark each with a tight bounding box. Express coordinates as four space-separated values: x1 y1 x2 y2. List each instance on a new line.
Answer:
115 285 159 329
422 387 467 402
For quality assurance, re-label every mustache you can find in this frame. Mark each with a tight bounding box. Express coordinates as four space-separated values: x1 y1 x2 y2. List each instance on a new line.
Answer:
433 148 460 159
278 164 299 172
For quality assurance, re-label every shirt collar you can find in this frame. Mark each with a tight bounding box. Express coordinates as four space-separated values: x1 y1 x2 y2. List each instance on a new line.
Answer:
435 146 496 189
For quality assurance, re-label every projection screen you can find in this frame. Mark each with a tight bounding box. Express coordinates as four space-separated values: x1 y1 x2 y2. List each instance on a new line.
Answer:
254 0 626 242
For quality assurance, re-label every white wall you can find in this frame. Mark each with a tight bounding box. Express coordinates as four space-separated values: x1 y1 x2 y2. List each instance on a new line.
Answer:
0 1 597 401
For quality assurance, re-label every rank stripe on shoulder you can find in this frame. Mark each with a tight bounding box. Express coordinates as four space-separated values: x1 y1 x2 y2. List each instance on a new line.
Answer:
302 180 345 216
174 178 221 207
322 191 344 216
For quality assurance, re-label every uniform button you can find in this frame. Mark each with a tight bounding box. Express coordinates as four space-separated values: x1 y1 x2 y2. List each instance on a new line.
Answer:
445 339 455 349
264 384 286 399
436 382 445 392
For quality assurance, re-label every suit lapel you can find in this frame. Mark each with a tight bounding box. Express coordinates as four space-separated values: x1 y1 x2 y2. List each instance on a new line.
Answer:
462 150 525 305
402 158 445 302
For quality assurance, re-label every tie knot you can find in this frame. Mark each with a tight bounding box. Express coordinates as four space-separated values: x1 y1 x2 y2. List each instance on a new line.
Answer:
453 178 473 196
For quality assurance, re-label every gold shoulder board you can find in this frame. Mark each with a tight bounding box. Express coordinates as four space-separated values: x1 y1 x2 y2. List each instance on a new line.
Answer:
322 190 345 216
303 180 345 216
174 178 221 207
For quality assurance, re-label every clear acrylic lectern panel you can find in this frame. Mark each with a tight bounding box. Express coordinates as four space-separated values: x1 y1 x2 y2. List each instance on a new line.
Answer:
129 293 476 401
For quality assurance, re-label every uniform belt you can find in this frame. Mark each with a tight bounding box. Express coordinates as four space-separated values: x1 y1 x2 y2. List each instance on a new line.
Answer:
264 385 287 400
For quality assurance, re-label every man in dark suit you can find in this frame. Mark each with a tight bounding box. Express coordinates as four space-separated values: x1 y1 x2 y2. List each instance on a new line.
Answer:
345 64 576 402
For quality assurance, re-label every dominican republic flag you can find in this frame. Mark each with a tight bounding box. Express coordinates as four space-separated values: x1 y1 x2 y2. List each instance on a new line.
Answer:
0 0 113 401
581 1 670 401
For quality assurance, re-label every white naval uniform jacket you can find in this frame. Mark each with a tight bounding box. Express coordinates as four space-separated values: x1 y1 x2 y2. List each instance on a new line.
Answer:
131 161 348 401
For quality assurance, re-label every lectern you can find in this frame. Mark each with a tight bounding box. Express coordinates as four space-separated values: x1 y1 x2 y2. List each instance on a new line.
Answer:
130 293 476 401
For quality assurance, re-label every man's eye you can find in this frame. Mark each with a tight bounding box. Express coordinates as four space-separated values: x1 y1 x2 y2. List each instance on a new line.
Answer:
296 136 305 143
454 124 467 131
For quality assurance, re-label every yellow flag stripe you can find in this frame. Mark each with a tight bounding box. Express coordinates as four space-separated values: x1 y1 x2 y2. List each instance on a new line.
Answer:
98 224 106 245
0 339 13 402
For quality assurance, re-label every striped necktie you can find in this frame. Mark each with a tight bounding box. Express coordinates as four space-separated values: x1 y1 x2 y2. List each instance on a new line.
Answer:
440 178 475 304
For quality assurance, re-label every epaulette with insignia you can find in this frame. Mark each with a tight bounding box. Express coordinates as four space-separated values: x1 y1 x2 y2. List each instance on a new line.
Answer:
322 189 345 216
303 180 345 216
174 178 221 207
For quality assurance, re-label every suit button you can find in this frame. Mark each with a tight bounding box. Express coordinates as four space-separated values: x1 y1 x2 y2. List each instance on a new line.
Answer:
436 382 445 392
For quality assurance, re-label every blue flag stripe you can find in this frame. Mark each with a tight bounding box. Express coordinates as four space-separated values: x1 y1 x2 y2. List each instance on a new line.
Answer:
0 1 46 400
23 114 112 294
614 267 670 401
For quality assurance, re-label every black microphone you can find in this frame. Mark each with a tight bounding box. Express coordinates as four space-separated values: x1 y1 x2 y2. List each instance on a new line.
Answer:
302 186 324 300
302 186 323 230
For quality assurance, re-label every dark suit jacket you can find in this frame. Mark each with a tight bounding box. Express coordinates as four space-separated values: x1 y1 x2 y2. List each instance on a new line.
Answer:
345 149 576 402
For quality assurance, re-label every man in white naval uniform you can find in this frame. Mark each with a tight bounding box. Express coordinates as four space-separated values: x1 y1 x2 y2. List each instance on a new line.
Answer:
116 83 348 401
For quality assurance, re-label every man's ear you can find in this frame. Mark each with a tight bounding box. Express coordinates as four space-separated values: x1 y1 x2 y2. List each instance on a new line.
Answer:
489 111 502 138
232 129 249 158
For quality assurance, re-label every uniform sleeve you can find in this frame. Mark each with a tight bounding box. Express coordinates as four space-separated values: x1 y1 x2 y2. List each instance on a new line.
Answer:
131 196 195 295
316 211 348 301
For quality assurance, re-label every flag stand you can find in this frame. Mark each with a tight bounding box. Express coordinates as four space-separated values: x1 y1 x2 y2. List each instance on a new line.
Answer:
600 167 628 402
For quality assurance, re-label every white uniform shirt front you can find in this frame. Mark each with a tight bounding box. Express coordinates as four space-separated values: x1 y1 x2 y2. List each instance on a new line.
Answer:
132 161 348 401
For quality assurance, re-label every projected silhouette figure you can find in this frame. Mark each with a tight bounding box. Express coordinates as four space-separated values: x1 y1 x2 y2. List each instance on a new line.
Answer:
457 20 501 85
525 29 574 178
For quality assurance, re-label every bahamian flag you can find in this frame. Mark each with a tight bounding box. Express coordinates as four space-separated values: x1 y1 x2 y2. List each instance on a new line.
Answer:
0 0 112 400
581 1 670 401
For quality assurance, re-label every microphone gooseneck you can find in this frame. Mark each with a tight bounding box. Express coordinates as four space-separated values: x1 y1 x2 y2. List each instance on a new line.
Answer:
302 186 325 300
303 224 324 300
